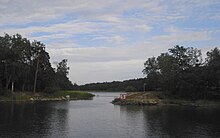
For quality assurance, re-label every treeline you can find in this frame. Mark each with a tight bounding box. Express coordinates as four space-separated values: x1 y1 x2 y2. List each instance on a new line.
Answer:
143 45 220 100
78 78 146 92
0 34 73 95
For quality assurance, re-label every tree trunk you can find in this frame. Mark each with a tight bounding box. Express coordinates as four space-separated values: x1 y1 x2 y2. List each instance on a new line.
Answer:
33 59 39 93
6 75 11 90
22 83 25 92
11 81 14 92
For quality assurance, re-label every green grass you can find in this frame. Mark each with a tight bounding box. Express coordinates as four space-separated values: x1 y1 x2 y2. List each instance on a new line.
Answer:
0 92 33 102
0 96 12 101
0 91 95 102
195 100 220 106
53 91 95 99
13 94 31 101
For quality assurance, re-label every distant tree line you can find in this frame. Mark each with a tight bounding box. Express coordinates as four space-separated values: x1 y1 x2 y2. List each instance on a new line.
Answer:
0 34 73 95
78 78 146 92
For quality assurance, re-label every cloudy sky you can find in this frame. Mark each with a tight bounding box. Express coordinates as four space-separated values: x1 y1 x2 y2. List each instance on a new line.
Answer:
1 0 220 85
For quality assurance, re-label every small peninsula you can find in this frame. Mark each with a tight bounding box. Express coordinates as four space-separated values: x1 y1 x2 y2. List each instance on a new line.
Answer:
111 91 220 107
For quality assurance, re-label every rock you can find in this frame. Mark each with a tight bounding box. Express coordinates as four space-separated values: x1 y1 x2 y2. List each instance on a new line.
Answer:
30 98 34 101
66 95 70 100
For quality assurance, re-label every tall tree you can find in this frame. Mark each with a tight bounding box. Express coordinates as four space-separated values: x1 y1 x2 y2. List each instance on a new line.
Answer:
55 59 73 90
56 59 70 76
205 47 220 96
143 45 214 99
0 33 73 94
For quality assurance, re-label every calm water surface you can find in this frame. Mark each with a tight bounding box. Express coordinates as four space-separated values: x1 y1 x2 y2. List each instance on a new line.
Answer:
0 92 220 138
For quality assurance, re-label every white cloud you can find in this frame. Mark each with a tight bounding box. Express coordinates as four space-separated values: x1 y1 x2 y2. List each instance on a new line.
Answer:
164 26 181 33
135 24 152 32
48 41 219 85
1 20 99 36
69 59 145 85
47 43 167 63
211 15 220 20
92 35 125 44
1 0 219 84
0 0 164 25
151 30 212 44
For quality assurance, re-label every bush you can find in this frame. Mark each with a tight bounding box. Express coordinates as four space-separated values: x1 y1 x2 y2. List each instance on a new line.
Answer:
0 88 12 96
125 86 137 92
43 87 59 94
54 91 95 99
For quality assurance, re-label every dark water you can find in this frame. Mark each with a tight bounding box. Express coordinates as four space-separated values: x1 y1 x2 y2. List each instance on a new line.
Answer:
0 92 220 138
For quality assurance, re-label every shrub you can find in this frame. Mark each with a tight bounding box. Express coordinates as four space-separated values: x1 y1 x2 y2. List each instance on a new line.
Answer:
0 88 12 96
125 86 137 92
43 87 59 94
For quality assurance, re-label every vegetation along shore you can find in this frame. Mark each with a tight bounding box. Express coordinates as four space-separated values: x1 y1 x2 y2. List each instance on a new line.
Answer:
0 33 219 105
111 92 220 107
0 91 94 102
0 34 96 101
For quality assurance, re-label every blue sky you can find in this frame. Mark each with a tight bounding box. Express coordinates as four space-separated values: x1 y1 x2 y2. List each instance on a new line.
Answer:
1 0 220 84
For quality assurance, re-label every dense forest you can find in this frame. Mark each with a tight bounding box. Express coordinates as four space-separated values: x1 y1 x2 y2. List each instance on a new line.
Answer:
79 46 220 100
0 34 73 95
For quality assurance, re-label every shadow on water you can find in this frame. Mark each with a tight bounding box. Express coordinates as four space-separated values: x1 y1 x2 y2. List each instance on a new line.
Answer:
0 101 69 138
119 105 220 138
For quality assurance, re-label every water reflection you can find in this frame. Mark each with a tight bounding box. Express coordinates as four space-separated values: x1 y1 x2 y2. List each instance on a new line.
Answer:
0 101 69 138
0 93 220 138
120 105 220 138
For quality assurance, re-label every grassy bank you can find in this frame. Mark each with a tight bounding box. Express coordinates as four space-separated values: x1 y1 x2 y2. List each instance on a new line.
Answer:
53 91 95 100
112 92 220 107
0 91 95 102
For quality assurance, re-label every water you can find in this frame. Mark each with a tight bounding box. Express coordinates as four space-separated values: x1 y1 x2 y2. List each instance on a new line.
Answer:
0 92 220 138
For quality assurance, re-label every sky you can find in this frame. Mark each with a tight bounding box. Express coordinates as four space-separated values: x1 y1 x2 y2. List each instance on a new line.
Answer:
1 0 220 85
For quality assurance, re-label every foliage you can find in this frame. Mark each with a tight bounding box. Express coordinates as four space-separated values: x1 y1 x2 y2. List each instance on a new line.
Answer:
43 87 60 94
0 33 73 94
143 45 220 100
53 91 94 99
55 59 73 90
79 78 146 92
125 86 137 92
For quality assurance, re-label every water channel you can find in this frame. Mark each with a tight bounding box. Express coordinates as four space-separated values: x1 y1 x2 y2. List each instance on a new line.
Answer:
0 92 220 138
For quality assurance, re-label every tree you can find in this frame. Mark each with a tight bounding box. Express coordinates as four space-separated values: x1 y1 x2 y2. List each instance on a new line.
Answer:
187 47 202 67
142 45 218 99
168 45 189 71
143 57 158 76
157 53 178 91
206 47 220 66
205 47 220 97
125 86 137 92
0 33 73 94
56 59 70 76
55 59 73 90
143 56 161 90
31 41 47 93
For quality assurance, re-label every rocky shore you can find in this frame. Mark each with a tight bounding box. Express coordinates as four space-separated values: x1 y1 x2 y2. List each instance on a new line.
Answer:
111 92 160 105
111 92 220 107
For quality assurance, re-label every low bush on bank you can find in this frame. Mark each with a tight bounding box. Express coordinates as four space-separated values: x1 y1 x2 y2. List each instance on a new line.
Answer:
54 91 95 99
43 87 60 94
0 91 95 102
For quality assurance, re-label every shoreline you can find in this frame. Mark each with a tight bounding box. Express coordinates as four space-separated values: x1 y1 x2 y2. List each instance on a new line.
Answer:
111 92 220 107
0 91 95 102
